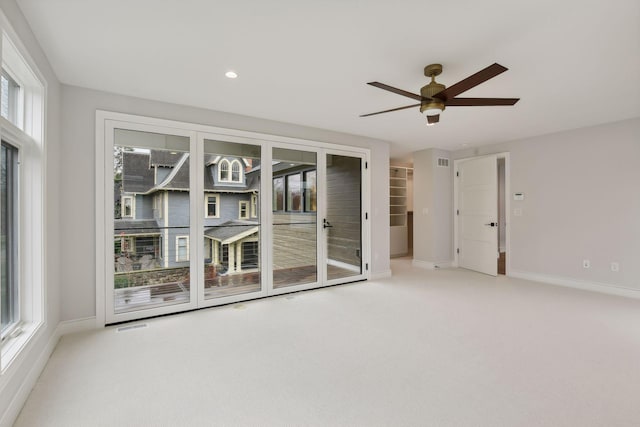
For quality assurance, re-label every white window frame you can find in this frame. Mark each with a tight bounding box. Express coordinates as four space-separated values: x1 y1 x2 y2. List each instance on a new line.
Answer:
121 195 135 218
1 68 22 128
218 158 243 183
0 24 46 372
250 194 257 218
231 159 242 183
218 159 230 182
175 235 189 262
238 200 249 219
1 140 19 338
204 193 220 218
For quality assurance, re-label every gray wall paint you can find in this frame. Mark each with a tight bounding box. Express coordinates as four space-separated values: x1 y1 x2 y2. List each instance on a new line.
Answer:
412 148 452 265
60 84 390 321
0 0 62 422
452 118 640 289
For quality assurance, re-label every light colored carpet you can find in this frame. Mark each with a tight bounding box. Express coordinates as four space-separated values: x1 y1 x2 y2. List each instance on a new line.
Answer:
15 259 640 426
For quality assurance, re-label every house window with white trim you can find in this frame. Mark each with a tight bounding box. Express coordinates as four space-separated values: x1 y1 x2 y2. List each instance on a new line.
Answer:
122 196 134 218
205 194 220 218
231 160 241 182
176 236 189 262
219 158 243 183
0 29 45 369
239 201 249 219
219 159 229 182
251 194 257 218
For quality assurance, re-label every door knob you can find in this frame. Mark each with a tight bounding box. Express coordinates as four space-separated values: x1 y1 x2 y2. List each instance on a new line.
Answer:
484 222 498 227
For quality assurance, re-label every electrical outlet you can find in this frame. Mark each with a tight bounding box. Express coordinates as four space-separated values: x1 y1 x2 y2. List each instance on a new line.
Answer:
582 259 590 269
611 262 619 272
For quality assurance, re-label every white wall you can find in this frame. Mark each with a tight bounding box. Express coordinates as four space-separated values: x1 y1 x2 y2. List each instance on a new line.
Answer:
0 0 61 424
453 118 640 290
60 85 391 321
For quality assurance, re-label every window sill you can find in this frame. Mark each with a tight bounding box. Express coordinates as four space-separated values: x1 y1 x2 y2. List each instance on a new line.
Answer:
1 321 43 373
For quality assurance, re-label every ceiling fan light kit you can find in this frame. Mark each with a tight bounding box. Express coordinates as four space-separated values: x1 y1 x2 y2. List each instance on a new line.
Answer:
362 63 519 125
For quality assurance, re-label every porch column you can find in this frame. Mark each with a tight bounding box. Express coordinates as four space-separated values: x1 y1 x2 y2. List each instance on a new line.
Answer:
228 243 235 273
213 240 219 264
235 240 243 272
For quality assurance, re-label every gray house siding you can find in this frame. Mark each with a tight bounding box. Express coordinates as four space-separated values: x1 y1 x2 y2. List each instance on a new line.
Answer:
167 192 190 228
135 194 153 219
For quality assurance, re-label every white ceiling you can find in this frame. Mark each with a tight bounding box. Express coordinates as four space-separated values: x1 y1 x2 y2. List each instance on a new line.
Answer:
16 0 640 161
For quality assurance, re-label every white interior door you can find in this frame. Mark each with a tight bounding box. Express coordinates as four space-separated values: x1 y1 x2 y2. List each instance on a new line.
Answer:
458 155 498 276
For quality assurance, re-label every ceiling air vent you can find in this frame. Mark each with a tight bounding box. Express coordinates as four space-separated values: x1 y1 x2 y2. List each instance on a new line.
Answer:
437 158 449 167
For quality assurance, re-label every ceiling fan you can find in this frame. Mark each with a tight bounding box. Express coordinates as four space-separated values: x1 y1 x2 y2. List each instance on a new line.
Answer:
361 63 519 125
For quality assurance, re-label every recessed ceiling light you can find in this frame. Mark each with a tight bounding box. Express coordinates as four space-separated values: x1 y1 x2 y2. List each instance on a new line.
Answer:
225 71 238 79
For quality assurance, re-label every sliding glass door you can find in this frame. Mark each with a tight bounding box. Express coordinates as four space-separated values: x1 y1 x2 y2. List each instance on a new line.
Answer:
271 147 319 289
102 116 368 324
108 128 197 322
201 139 263 302
324 152 365 284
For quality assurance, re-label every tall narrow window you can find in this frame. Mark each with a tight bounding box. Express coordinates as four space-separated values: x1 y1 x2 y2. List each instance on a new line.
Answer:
1 141 18 336
219 159 230 182
239 201 249 219
251 194 258 218
121 196 134 218
273 177 284 211
287 173 302 211
176 236 189 262
0 31 45 368
205 194 219 218
231 160 241 182
304 170 317 212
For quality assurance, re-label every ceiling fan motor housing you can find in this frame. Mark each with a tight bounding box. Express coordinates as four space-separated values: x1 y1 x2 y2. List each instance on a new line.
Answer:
420 81 446 113
420 63 446 113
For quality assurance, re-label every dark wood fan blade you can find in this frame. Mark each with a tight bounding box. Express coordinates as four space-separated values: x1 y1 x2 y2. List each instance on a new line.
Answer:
433 63 508 101
367 82 423 101
446 97 519 106
360 104 421 117
427 114 439 124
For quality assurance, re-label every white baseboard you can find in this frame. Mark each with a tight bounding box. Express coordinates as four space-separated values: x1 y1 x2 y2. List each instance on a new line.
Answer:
370 270 392 280
57 317 98 336
509 270 640 299
412 260 453 270
0 327 59 427
0 317 98 427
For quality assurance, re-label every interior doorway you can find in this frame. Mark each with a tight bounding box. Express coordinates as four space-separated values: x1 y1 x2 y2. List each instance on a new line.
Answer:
454 153 509 277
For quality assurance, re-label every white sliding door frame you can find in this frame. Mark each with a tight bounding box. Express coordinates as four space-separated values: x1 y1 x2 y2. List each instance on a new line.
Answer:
101 119 199 324
96 111 371 326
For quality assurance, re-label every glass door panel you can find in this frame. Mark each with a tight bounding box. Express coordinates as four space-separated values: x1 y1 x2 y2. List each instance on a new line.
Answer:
325 154 363 281
272 148 318 288
113 129 191 314
203 139 262 299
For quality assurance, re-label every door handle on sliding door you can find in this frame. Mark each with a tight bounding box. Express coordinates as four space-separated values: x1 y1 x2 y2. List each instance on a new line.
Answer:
323 219 333 229
484 222 498 227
